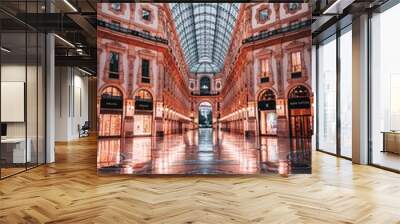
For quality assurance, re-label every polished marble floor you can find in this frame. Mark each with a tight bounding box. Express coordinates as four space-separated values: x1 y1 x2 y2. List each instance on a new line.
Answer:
97 128 311 175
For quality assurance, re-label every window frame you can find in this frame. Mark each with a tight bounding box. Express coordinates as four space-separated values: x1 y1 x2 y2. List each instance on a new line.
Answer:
109 52 120 80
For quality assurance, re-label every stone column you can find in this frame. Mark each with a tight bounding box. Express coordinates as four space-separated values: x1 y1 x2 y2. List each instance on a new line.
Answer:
154 58 165 137
275 50 289 137
124 51 135 137
245 102 257 137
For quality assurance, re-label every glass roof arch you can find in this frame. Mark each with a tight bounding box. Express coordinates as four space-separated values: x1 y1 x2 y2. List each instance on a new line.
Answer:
169 3 240 74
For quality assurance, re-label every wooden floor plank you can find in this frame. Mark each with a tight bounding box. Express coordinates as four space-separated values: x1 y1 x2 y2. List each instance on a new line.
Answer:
0 136 399 223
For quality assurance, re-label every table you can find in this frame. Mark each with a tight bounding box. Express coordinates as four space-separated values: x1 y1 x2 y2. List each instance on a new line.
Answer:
382 131 400 154
1 138 31 164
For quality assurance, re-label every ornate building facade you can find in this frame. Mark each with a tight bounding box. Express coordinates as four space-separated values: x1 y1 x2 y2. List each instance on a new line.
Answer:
97 3 312 138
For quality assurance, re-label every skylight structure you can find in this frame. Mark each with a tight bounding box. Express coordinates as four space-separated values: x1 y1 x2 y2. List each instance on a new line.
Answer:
169 3 240 73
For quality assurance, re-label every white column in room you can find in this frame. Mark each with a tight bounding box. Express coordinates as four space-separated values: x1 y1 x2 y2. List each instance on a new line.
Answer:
340 28 352 158
352 14 369 165
46 32 55 163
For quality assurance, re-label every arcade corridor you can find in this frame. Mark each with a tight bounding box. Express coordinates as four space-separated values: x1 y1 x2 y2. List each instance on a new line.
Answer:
96 3 313 175
98 128 311 175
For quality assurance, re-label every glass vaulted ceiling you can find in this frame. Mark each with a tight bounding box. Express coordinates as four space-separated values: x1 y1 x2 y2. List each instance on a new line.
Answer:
169 3 240 73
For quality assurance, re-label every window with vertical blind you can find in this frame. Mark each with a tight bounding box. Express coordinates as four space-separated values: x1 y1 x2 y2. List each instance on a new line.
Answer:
291 51 302 76
141 59 150 83
109 52 119 79
261 59 270 76
260 58 270 83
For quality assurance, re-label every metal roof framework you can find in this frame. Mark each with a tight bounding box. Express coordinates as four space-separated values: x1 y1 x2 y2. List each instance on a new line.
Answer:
169 3 240 73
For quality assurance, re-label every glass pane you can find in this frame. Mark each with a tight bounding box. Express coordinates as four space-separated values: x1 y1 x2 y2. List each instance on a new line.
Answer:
371 4 400 171
27 31 38 168
318 36 337 154
1 30 27 177
340 27 352 158
38 32 45 165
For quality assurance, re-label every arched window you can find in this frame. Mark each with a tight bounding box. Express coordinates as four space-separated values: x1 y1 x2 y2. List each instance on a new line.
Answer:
99 87 123 137
259 89 276 101
111 3 121 11
135 89 153 111
135 89 152 101
100 87 123 110
102 86 122 97
258 89 276 111
289 85 310 99
200 76 211 93
288 3 301 12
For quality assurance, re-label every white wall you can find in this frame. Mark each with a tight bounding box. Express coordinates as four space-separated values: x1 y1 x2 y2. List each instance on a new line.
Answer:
1 63 46 164
1 65 40 138
55 67 89 141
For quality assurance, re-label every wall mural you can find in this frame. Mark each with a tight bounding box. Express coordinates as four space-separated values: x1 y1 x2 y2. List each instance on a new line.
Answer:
97 3 313 175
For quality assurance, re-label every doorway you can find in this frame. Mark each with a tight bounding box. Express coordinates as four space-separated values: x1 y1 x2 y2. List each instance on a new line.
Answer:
133 89 153 136
99 86 123 137
288 85 313 138
198 102 212 128
258 89 277 136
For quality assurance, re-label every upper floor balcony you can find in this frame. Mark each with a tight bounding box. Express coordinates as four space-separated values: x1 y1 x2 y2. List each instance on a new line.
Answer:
191 90 220 97
243 20 312 45
97 20 168 45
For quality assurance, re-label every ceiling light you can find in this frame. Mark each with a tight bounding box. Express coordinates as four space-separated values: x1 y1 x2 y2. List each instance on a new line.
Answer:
78 67 93 76
63 0 78 12
322 0 355 15
54 34 75 48
1 47 11 53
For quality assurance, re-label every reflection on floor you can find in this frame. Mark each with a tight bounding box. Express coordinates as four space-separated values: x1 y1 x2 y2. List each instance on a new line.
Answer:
97 128 311 175
0 163 39 179
373 151 400 171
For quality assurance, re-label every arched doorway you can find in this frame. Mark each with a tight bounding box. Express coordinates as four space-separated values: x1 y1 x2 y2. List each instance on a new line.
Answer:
198 102 212 128
288 85 313 138
258 89 277 135
200 76 211 94
133 89 153 136
99 86 123 137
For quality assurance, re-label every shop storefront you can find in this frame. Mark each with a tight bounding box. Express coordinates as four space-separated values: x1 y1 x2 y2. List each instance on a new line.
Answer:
288 85 313 138
133 89 153 136
99 87 123 137
258 89 277 136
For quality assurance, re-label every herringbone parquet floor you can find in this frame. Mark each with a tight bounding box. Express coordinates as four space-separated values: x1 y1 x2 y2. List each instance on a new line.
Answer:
1 136 400 224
